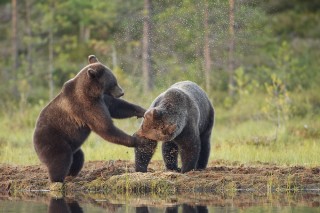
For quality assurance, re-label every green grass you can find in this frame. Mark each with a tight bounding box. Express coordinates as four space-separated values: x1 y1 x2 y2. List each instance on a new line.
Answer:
0 93 319 167
213 141 320 166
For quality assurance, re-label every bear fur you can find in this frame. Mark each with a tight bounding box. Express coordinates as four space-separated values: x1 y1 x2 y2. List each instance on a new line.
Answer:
134 81 214 173
33 55 145 183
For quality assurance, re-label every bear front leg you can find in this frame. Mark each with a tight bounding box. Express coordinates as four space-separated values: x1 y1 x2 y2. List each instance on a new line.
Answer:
179 138 201 173
162 141 180 172
134 135 157 172
86 106 139 147
104 95 146 119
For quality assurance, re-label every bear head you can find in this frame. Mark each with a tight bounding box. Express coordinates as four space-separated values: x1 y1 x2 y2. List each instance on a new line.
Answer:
81 55 124 98
136 107 177 141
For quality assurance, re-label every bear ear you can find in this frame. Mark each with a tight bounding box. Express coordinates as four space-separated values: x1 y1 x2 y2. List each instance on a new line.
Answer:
88 55 99 64
144 109 153 120
145 108 162 120
151 109 163 120
87 68 98 79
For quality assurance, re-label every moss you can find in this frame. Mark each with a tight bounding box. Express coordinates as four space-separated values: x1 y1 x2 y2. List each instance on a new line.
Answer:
6 179 48 192
105 173 176 195
49 182 64 191
83 177 110 192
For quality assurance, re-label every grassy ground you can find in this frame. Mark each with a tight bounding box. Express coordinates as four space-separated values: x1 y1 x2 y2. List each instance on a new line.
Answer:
0 92 319 166
0 103 320 166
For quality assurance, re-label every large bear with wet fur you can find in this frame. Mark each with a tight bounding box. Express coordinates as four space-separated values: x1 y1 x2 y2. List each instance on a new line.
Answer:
33 55 145 183
134 81 214 173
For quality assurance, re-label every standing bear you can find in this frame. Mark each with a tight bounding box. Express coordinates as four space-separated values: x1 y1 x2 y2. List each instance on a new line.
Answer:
33 55 145 184
134 81 214 173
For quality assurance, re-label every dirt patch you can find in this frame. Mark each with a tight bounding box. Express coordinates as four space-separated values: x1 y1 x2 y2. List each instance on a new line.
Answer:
0 160 320 195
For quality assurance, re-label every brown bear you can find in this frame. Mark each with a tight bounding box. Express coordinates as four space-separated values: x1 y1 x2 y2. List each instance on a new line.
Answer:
134 81 214 173
33 55 145 183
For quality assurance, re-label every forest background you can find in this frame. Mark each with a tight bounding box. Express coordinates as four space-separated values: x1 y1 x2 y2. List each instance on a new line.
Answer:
0 0 319 166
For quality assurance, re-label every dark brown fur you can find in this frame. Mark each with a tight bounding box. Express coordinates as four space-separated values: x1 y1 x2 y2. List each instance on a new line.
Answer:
33 55 145 183
134 81 214 173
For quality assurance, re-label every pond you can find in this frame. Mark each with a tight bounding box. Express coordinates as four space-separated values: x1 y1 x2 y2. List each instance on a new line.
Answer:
1 192 320 213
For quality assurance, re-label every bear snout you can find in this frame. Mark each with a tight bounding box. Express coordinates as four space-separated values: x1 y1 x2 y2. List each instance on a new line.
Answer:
110 85 124 98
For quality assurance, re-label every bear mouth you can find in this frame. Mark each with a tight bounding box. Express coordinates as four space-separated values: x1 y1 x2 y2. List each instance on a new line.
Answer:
105 91 124 98
113 92 124 98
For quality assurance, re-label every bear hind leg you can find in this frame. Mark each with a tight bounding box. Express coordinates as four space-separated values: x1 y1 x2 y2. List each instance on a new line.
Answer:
46 145 73 183
197 113 214 170
197 131 211 170
68 149 84 177
162 141 179 171
179 138 201 173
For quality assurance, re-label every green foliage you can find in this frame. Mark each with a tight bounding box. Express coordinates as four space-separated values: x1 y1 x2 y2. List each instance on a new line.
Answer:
263 74 291 141
234 67 259 97
1 0 319 102
0 0 319 166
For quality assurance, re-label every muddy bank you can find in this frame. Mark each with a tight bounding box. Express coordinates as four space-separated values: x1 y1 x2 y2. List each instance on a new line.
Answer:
0 160 320 195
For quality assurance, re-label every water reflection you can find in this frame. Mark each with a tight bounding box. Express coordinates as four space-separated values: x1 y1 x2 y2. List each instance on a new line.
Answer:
48 197 122 213
49 198 209 213
1 192 320 213
164 205 208 213
49 198 83 213
136 205 208 213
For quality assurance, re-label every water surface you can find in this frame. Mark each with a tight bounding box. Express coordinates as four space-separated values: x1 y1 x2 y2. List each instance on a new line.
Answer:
1 192 320 213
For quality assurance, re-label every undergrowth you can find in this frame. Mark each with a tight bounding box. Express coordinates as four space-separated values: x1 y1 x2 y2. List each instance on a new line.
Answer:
0 91 319 166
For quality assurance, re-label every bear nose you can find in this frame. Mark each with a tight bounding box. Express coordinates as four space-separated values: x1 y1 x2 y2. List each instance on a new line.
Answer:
116 92 124 98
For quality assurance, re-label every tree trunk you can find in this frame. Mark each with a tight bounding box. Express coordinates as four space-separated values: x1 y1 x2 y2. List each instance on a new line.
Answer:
11 0 17 72
79 23 91 42
48 2 54 100
11 0 18 97
203 0 211 92
228 0 235 96
112 44 118 70
25 0 33 78
142 0 153 92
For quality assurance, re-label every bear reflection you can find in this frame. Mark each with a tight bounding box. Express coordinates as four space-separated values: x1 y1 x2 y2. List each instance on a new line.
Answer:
49 198 83 213
48 198 208 213
137 204 208 213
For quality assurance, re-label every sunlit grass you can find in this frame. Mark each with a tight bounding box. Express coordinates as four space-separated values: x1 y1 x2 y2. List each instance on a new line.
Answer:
212 140 320 166
0 100 319 167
